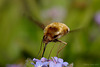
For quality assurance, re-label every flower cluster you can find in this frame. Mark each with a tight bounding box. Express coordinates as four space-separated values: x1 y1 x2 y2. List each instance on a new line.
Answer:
31 57 69 67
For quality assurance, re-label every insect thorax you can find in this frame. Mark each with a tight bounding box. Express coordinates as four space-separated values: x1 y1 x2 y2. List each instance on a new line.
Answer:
43 22 70 43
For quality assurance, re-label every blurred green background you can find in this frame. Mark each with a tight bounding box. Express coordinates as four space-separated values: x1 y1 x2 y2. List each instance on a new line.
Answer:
0 0 100 67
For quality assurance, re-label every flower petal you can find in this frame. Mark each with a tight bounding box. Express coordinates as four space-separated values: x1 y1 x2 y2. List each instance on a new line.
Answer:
62 62 68 66
43 62 49 65
33 58 40 62
49 61 55 67
54 57 58 62
41 57 47 62
55 63 62 67
31 62 35 65
58 58 63 63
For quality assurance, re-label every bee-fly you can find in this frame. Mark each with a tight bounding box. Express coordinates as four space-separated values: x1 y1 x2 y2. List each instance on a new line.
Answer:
41 22 70 57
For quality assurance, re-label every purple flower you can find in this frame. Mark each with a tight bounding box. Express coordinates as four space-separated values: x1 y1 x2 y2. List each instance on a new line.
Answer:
31 57 49 67
49 61 62 67
31 57 69 67
50 57 68 67
95 11 100 25
31 61 48 67
35 62 48 67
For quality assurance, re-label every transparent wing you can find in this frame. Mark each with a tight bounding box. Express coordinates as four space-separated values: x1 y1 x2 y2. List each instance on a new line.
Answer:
69 27 84 33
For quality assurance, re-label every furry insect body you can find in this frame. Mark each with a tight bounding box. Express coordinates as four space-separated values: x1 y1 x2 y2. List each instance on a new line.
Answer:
43 22 70 44
41 22 70 57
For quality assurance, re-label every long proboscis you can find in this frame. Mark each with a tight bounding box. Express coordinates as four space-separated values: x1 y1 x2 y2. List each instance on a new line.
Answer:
42 43 47 57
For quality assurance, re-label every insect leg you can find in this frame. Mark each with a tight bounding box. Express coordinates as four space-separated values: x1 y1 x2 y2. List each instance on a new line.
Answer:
48 43 56 59
56 43 62 57
36 40 43 58
56 40 67 56
57 40 67 45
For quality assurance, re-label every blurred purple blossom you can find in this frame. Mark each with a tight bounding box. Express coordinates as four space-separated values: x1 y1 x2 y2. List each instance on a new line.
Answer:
95 11 100 25
41 6 67 22
31 57 70 67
